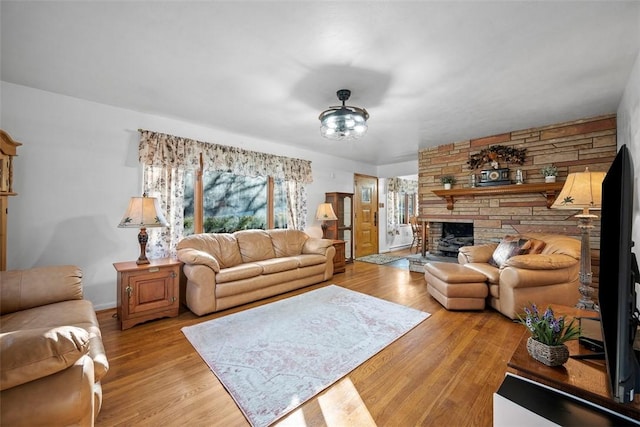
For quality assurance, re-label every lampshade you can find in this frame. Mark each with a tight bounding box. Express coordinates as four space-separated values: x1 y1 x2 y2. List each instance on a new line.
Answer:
315 203 338 221
118 194 169 265
550 167 606 214
118 195 169 228
319 89 369 141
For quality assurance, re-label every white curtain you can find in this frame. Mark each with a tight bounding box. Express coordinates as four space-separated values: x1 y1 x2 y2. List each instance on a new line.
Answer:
285 181 307 230
386 177 418 234
138 130 313 257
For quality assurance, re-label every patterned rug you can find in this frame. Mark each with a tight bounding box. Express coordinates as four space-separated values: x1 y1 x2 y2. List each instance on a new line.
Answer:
182 285 430 427
356 253 406 264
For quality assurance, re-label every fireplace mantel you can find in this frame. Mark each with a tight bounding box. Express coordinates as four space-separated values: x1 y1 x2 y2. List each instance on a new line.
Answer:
432 182 565 210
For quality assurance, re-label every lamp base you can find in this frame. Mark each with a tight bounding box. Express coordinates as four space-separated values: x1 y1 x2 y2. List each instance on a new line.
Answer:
575 213 598 311
136 227 150 265
321 222 328 239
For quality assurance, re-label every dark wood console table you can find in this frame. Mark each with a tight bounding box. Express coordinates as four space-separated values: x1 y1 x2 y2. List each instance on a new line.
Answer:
507 306 640 420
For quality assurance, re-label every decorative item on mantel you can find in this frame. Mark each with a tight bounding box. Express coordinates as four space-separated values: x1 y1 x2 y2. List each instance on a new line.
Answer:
518 303 580 367
468 145 527 187
541 165 559 183
440 175 456 190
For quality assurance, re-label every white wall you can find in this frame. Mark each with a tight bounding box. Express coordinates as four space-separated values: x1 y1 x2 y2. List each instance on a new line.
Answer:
1 82 418 310
616 49 640 262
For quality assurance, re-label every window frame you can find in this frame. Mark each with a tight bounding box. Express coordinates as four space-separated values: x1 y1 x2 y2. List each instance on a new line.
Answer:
189 154 279 234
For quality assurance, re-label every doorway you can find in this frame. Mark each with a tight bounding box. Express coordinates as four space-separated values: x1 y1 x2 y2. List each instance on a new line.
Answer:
354 173 379 258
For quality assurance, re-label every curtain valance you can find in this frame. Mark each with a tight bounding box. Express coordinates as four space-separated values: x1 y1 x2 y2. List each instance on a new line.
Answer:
139 130 313 183
386 177 418 193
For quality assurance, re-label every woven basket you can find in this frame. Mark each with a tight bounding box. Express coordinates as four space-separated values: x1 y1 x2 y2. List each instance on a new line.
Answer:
526 337 569 367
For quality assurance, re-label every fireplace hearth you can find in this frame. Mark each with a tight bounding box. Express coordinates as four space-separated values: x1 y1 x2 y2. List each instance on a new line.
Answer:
437 222 473 257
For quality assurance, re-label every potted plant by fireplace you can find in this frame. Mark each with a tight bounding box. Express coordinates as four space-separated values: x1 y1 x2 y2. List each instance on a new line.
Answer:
440 175 456 190
540 165 558 183
518 303 580 367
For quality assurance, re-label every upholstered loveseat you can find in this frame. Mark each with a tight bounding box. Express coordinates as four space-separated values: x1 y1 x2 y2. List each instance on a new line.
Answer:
425 233 581 319
177 229 336 315
0 265 109 426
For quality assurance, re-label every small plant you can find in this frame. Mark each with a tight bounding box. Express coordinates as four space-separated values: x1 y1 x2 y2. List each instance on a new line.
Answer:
440 175 457 185
518 303 580 346
540 165 558 177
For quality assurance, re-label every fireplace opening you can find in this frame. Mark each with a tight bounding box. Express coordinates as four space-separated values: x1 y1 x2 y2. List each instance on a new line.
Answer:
437 222 474 257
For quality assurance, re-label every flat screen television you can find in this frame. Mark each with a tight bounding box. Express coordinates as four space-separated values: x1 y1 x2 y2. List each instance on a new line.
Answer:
598 143 640 404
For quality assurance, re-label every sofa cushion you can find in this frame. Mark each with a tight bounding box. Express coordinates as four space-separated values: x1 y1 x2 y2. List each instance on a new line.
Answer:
293 254 328 267
0 326 90 390
256 258 300 274
215 263 264 284
489 236 546 268
463 263 500 284
0 266 83 315
268 229 308 257
236 230 276 262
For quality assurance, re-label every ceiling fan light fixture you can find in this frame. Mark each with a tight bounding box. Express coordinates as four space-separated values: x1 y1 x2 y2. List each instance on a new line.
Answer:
319 89 369 141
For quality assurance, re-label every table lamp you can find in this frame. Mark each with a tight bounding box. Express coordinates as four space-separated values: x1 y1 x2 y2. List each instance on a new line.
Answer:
315 203 338 239
118 193 169 264
550 167 606 310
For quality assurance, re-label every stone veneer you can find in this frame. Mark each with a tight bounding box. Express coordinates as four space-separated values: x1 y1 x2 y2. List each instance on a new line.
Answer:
419 114 617 276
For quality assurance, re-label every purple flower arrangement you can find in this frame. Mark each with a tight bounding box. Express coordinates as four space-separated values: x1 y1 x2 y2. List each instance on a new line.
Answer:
518 303 580 346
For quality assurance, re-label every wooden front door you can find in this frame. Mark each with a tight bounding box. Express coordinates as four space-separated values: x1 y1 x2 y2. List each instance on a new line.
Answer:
354 173 379 258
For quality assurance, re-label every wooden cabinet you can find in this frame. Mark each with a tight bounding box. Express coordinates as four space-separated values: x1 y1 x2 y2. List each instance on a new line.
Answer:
0 130 21 271
113 258 181 330
325 192 353 263
331 240 346 274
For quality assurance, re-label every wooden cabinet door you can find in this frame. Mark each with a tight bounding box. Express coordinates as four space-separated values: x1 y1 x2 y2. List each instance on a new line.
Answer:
126 269 177 315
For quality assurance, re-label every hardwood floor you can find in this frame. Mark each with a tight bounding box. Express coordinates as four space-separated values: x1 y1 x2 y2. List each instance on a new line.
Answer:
95 251 525 427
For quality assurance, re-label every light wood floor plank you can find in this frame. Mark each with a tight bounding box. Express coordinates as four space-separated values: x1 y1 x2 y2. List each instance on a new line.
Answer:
96 252 524 427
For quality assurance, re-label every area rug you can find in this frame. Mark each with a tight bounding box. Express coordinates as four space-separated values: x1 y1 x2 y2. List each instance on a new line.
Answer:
355 253 406 264
182 285 430 427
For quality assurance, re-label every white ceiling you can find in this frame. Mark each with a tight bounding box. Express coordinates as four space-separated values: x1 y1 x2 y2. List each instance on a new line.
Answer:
1 1 639 166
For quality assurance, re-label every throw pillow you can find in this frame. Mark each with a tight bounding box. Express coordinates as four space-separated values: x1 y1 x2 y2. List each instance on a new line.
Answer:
489 236 547 268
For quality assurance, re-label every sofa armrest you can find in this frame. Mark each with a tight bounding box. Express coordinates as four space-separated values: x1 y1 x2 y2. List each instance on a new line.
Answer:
0 326 90 391
458 243 498 264
0 265 83 315
504 254 578 270
302 238 334 256
0 354 95 427
177 248 220 272
182 264 218 316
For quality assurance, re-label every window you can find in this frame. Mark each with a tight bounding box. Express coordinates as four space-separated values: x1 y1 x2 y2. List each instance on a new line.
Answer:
183 171 288 235
398 193 406 224
396 192 416 225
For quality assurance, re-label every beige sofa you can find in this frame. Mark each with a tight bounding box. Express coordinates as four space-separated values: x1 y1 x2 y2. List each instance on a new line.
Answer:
456 233 581 319
177 229 336 315
0 265 109 427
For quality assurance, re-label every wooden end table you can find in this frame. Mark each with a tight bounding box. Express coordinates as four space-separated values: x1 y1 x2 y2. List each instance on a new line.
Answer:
506 305 640 420
331 240 346 274
113 258 182 330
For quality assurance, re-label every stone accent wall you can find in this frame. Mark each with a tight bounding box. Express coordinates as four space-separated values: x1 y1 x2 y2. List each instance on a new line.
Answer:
419 114 617 261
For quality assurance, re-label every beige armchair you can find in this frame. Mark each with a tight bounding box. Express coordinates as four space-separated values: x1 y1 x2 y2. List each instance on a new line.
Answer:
0 265 109 426
457 234 581 319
